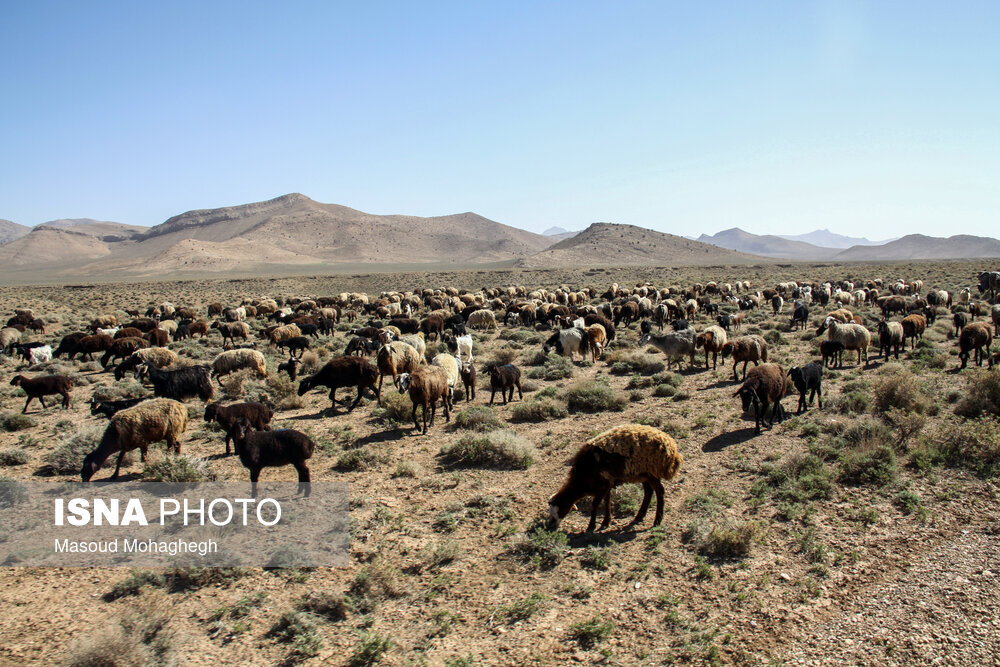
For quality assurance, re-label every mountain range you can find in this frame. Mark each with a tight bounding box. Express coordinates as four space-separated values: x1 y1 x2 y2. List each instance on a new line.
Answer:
1 194 998 280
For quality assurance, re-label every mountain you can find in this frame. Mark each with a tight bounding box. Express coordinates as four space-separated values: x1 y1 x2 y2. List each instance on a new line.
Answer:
835 234 1000 261
543 226 568 236
777 229 890 249
697 228 838 260
0 219 31 245
517 222 765 268
0 193 557 278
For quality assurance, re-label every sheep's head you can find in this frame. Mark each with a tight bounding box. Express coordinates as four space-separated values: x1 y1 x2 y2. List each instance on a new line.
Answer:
637 333 650 346
733 385 759 413
10 375 24 387
297 376 313 396
397 373 412 393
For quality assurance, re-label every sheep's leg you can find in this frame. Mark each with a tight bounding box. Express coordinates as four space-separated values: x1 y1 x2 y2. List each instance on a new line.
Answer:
814 385 822 408
293 462 311 497
62 391 70 409
225 434 232 456
516 381 522 402
111 450 127 479
626 482 654 529
797 393 805 414
22 397 33 413
39 395 48 409
489 388 496 406
250 469 261 498
412 402 420 431
598 488 614 531
429 401 437 428
742 361 749 381
329 388 338 411
376 375 384 406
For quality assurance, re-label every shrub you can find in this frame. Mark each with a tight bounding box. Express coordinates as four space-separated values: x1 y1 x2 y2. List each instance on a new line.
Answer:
349 562 405 612
894 489 922 514
754 453 834 507
143 455 214 482
0 447 29 466
491 348 520 365
391 460 422 478
565 380 626 413
371 391 411 423
492 592 547 624
440 430 536 469
105 569 167 601
606 350 665 376
349 630 392 666
0 476 28 509
66 601 175 667
697 520 764 558
268 610 322 660
46 424 104 474
336 446 389 471
91 380 147 401
838 444 897 486
297 591 352 622
568 616 614 649
511 521 568 569
525 353 574 380
654 382 678 397
452 406 503 432
1 413 35 432
510 399 568 422
913 416 1000 477
871 366 928 415
954 368 1000 418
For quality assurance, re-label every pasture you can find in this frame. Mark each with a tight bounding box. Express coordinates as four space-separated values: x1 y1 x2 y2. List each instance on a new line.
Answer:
0 259 997 666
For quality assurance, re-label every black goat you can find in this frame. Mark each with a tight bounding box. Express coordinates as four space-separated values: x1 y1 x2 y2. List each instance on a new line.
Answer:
89 396 151 419
790 303 809 331
788 363 823 414
820 340 845 369
297 356 379 412
484 363 523 406
227 417 313 497
138 364 214 402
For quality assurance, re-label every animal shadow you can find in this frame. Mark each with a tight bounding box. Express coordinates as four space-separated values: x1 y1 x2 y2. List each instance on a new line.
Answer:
702 428 757 452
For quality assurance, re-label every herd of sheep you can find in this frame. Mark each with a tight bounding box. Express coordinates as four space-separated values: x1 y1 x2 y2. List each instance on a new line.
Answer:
1 269 998 532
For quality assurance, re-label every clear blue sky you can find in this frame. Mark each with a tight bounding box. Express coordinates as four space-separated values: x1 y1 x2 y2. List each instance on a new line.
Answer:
2 1 997 239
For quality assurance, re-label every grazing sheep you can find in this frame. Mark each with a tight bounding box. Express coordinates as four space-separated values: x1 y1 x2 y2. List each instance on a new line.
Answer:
114 347 178 381
459 362 477 403
204 401 274 455
420 314 446 340
16 343 53 366
375 341 424 403
224 306 247 322
989 352 1000 369
89 315 118 330
542 327 588 362
583 313 616 342
275 335 311 358
877 321 905 361
790 303 809 330
114 327 143 340
144 328 169 347
52 332 88 359
81 398 188 481
639 328 696 370
226 417 313 496
613 302 640 327
548 424 682 532
139 364 214 402
585 324 608 361
821 340 846 368
397 366 452 434
771 295 784 315
720 335 768 381
821 317 870 366
695 325 728 370
900 314 926 350
211 321 251 347
444 333 474 364
466 309 498 330
399 333 426 359
100 336 149 369
388 317 420 334
733 364 788 434
0 327 23 354
788 363 823 413
89 396 151 419
10 374 73 413
484 363 523 405
958 322 993 369
297 356 379 412
211 349 268 385
267 323 301 347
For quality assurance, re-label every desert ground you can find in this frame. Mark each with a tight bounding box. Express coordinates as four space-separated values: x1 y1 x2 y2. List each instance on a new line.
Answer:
0 259 998 667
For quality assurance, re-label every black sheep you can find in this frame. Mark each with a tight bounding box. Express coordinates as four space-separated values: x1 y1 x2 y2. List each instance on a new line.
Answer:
89 396 151 419
277 357 300 381
671 318 690 331
733 364 788 435
388 317 420 334
297 356 379 412
278 335 311 358
298 323 319 338
139 364 214 402
790 303 809 331
820 340 845 368
345 336 378 356
716 314 733 331
205 401 274 455
788 363 823 414
52 332 88 359
583 313 615 341
459 362 477 402
485 363 523 406
227 417 313 497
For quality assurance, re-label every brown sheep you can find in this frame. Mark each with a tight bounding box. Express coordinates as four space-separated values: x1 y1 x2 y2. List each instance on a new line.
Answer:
375 341 423 404
733 363 788 434
10 374 73 413
695 325 728 370
720 335 768 381
398 366 452 434
959 322 993 369
900 314 926 350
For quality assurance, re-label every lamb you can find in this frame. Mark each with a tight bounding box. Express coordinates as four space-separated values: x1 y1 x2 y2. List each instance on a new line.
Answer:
788 363 823 413
397 366 452 434
10 374 73 413
821 317 870 366
733 363 789 434
720 335 768 381
695 325 728 370
89 395 152 419
297 356 379 412
444 333 474 364
204 401 274 455
459 361 477 403
958 322 993 369
226 417 314 496
211 320 251 347
466 309 498 330
483 363 523 405
639 328 696 370
877 321 905 361
953 311 969 336
211 349 268 384
114 347 178 381
345 336 379 357
81 398 188 481
820 340 846 368
542 327 589 362
277 357 300 381
585 324 608 361
547 424 682 532
139 364 214 402
100 336 149 369
275 335 311 358
375 341 424 403
900 314 926 350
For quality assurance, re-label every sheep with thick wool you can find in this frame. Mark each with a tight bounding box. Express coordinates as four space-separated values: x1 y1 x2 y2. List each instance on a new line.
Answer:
585 323 607 362
901 314 926 350
548 424 683 532
211 349 268 385
733 363 789 434
820 316 870 366
267 323 301 347
81 398 188 481
398 365 452 434
877 321 904 362
115 347 178 380
375 341 424 403
720 335 768 381
431 353 461 393
959 322 993 369
639 328 696 370
466 309 498 330
696 325 728 370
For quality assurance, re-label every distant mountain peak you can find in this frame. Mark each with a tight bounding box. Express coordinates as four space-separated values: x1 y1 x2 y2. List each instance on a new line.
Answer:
543 226 568 236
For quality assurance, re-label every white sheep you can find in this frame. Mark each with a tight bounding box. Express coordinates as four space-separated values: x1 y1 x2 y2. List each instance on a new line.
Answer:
27 344 53 365
0 327 22 353
447 334 474 364
211 349 268 384
467 309 498 330
399 333 426 359
823 316 871 366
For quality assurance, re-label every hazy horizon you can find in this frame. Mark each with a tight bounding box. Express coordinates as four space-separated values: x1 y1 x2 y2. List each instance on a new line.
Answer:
2 2 997 238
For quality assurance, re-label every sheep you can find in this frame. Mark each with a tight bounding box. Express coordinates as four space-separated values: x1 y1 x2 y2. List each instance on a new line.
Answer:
466 309 498 330
483 363 523 405
790 303 809 330
877 321 905 361
267 323 301 348
695 325 728 370
993 304 1000 336
720 335 768 381
733 363 788 434
126 318 158 332
542 327 588 362
211 320 251 347
345 336 379 357
771 295 784 314
639 328 696 370
224 306 247 322
788 363 823 413
953 311 969 336
52 332 88 359
431 353 461 394
297 356 379 412
114 327 144 340
821 316 870 366
613 302 640 327
100 336 149 369
459 361 477 403
114 347 178 381
547 424 682 532
277 357 300 381
990 352 1000 369
16 343 53 366
585 324 607 361
9 374 73 413
81 398 188 481
900 314 926 350
139 364 214 402
444 333 474 363
821 340 845 368
399 333 426 359
375 341 424 403
211 349 268 385
89 396 152 419
388 317 420 334
89 314 118 330
420 314 446 340
958 322 993 369
275 335 311 358
0 327 22 354
204 401 274 455
583 313 616 341
226 417 314 496
397 366 452 434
